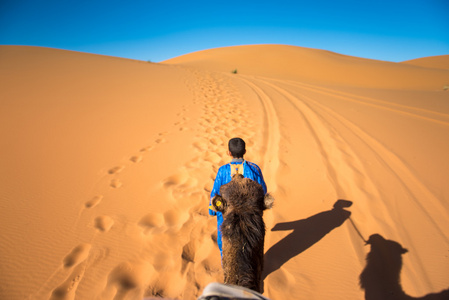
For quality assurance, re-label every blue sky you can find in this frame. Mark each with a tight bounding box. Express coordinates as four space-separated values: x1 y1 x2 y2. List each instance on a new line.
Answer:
1 0 448 62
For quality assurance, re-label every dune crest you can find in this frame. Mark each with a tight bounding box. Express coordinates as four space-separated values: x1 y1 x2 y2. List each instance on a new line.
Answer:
1 45 448 299
401 55 449 70
164 44 449 90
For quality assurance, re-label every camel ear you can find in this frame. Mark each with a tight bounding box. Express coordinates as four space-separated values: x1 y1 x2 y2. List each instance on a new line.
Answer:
212 195 227 213
264 193 274 210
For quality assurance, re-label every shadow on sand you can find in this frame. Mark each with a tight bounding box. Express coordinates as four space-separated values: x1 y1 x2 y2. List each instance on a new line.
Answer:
360 234 449 300
262 199 352 280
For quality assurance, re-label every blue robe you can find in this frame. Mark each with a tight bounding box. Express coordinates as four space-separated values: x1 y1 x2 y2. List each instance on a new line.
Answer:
209 159 267 256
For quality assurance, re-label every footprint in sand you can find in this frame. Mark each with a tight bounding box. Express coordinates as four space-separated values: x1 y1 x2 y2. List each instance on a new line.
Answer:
204 151 222 164
130 155 143 163
182 240 196 263
162 171 193 189
146 270 186 298
210 137 224 146
193 141 208 152
50 262 88 300
162 176 180 189
108 165 125 174
199 256 222 277
163 209 189 228
138 212 164 233
140 146 153 152
181 240 197 274
164 174 197 190
94 215 114 232
106 260 154 299
62 243 92 268
55 247 108 300
110 179 122 188
84 195 103 208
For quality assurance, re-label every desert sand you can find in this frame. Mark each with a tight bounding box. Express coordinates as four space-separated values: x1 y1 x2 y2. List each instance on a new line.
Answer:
1 44 448 299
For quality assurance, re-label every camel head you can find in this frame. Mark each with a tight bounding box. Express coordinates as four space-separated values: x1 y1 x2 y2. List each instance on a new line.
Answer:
212 174 273 214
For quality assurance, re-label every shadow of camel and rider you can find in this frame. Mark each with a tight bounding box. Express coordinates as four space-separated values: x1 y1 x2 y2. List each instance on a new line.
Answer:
261 198 448 299
262 199 352 280
360 233 449 300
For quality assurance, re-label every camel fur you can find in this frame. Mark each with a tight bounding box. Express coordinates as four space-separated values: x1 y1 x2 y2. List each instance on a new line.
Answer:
212 174 274 292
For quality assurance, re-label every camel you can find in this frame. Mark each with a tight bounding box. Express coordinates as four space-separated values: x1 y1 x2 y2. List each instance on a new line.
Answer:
211 174 274 293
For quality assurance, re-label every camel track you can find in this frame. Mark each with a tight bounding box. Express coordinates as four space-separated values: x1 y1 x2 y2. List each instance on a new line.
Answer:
238 75 449 294
258 76 449 231
272 79 449 125
236 77 281 192
242 75 449 224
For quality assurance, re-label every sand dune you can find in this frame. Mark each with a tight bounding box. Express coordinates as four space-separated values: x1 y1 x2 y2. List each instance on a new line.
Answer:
1 45 448 299
164 44 449 90
401 55 449 70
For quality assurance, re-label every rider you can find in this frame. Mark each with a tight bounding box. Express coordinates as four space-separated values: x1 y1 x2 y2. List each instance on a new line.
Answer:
209 137 267 257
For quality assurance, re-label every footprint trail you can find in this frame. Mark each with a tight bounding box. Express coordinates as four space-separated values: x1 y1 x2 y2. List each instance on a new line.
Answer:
39 67 279 300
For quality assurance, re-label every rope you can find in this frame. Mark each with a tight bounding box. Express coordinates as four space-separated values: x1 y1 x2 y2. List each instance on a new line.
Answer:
348 216 367 243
